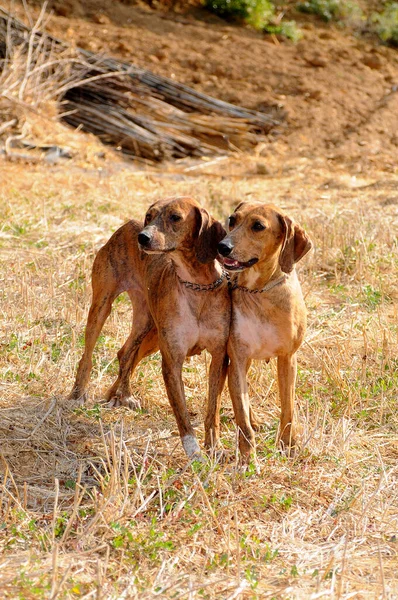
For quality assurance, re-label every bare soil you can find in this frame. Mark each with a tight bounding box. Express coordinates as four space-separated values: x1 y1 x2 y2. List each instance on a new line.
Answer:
5 0 398 172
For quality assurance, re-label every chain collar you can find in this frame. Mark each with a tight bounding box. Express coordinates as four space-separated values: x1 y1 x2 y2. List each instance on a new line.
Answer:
177 269 287 294
177 270 227 292
228 273 288 294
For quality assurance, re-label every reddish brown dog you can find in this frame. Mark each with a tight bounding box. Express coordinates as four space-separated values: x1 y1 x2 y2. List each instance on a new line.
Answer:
70 197 230 459
218 202 312 462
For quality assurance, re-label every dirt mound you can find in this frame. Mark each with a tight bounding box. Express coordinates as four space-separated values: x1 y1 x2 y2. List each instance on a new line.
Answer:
4 0 398 168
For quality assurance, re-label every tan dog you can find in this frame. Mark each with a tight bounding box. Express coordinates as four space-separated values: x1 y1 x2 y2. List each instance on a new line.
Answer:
218 202 312 462
70 197 230 459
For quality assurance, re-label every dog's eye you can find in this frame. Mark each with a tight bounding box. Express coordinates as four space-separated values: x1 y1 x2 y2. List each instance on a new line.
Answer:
144 214 152 224
228 215 236 228
170 214 182 223
252 221 266 232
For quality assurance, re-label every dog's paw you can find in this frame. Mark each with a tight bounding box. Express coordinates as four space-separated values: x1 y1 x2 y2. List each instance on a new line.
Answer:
249 409 262 432
189 452 208 465
68 388 88 406
279 439 298 458
224 457 260 476
181 434 203 460
204 444 228 464
105 394 141 411
250 418 262 432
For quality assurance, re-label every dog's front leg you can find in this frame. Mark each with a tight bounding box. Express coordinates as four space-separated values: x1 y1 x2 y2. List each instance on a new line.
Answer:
161 348 201 460
204 352 228 452
227 346 256 463
277 353 297 455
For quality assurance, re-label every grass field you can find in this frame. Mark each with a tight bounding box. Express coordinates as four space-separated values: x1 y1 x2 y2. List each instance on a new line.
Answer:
0 154 397 598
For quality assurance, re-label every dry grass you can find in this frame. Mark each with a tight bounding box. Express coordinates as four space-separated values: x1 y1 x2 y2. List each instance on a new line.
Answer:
0 6 121 167
0 153 397 598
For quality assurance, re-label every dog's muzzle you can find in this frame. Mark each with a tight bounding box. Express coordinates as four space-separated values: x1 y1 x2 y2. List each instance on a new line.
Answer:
218 239 234 257
138 231 152 248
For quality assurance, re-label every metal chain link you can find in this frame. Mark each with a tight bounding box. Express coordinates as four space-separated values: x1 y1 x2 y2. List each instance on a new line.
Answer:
177 270 287 294
177 271 227 292
228 273 287 294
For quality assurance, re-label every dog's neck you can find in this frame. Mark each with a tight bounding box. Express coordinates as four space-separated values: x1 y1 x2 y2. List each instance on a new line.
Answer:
236 255 283 290
171 248 222 285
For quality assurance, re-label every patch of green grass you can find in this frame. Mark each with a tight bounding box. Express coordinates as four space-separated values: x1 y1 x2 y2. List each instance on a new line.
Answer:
6 333 20 351
114 292 130 305
73 403 103 420
54 512 69 538
361 284 386 310
5 221 30 236
98 202 112 213
68 275 86 290
262 492 294 510
27 372 40 380
110 519 175 560
50 342 62 363
11 571 51 599
34 239 49 248
207 551 230 571
99 357 118 375
0 369 21 382
328 283 348 295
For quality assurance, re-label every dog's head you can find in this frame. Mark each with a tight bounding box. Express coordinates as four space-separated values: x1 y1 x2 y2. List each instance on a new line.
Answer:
218 201 312 273
138 196 225 264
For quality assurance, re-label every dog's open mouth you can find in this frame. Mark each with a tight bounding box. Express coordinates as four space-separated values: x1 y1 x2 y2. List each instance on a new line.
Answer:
219 256 258 271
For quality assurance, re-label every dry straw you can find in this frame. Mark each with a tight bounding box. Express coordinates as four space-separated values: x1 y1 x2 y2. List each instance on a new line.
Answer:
0 156 397 597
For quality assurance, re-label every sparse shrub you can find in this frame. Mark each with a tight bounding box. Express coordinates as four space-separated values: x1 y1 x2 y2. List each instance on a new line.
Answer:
263 19 303 42
372 3 398 46
204 0 274 29
297 0 339 21
297 0 362 23
204 0 302 40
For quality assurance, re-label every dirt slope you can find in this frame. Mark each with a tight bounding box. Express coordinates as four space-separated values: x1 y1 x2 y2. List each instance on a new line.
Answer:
5 0 396 167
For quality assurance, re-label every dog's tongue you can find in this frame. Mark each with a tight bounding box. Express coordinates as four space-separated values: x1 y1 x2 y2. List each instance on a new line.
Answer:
223 258 241 268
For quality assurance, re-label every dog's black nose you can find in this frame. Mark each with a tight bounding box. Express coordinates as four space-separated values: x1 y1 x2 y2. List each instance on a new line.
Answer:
138 231 151 247
218 239 234 257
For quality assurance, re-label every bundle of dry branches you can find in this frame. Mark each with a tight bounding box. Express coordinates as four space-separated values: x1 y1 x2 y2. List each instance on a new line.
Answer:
0 7 282 161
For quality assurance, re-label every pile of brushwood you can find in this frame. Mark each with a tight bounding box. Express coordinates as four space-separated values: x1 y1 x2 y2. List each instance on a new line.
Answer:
0 8 282 161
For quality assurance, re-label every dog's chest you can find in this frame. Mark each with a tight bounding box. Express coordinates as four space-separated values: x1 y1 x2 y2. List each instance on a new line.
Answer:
175 295 227 355
234 306 283 360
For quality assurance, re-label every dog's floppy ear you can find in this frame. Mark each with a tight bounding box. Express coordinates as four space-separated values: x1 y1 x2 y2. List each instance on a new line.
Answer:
195 207 226 264
278 214 312 273
233 200 257 215
233 201 247 212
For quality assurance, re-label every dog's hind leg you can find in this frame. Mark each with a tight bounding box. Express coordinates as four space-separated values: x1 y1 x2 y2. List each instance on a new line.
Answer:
69 293 116 403
105 325 159 409
105 292 159 408
69 247 124 403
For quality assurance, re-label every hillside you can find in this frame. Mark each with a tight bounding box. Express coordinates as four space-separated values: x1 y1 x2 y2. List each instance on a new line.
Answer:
2 0 398 169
